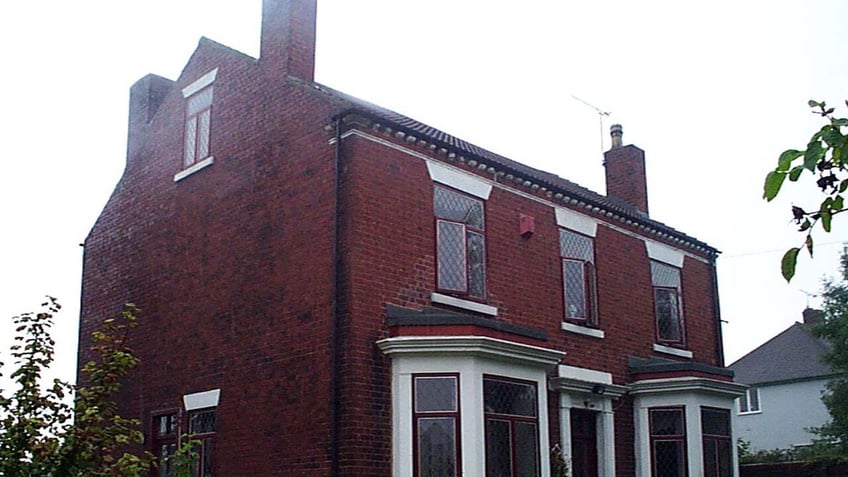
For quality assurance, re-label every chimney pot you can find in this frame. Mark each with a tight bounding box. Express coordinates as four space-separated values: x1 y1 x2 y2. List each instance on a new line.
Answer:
610 124 623 149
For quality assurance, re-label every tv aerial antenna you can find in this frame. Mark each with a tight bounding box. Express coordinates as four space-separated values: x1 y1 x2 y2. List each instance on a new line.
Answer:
571 95 611 159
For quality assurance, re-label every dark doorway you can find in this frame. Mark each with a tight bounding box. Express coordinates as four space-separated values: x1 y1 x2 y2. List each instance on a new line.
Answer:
571 409 599 477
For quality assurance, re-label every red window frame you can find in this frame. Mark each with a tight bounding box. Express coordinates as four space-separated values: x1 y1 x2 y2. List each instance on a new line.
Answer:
701 407 732 477
651 261 685 346
483 375 540 477
560 229 598 326
649 407 688 477
187 408 216 477
151 411 180 477
433 185 486 300
412 373 461 477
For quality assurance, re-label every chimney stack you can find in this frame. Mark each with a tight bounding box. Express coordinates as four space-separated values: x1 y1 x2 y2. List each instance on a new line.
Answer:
260 0 317 81
127 74 174 162
802 308 823 326
603 124 649 215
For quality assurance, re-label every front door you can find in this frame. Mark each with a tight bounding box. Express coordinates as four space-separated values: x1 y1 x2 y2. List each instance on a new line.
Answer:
571 409 598 477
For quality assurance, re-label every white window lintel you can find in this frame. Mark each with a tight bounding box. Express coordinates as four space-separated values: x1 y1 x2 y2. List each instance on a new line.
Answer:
427 161 492 200
646 240 685 268
183 388 220 411
555 207 598 237
182 68 219 98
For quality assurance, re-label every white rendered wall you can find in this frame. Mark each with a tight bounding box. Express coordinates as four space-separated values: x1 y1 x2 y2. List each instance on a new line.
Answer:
735 379 831 451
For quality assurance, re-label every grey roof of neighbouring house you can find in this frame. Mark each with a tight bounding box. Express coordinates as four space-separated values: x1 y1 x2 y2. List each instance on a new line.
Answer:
729 322 834 385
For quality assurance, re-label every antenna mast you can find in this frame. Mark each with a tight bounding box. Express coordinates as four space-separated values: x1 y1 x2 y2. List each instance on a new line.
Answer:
571 95 611 158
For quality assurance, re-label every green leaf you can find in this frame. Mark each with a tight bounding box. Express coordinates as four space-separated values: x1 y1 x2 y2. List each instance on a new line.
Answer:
789 165 805 181
781 247 800 282
832 117 848 127
840 179 848 193
778 149 804 171
804 139 824 171
809 99 823 108
834 195 844 211
821 209 833 232
763 171 787 201
805 234 814 257
822 126 844 147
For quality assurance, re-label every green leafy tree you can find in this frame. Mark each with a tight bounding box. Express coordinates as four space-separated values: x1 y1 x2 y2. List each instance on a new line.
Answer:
806 251 848 460
0 298 153 476
764 100 848 281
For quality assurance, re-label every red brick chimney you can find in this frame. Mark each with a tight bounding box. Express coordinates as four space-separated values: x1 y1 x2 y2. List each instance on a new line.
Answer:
603 124 649 215
127 74 174 162
260 0 317 81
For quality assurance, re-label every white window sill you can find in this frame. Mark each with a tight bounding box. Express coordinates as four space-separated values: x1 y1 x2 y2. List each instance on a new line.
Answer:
561 322 605 339
738 410 762 416
431 292 498 316
174 156 215 182
653 343 693 359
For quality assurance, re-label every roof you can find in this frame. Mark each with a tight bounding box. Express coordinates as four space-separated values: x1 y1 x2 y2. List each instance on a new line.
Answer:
297 78 719 257
729 322 834 385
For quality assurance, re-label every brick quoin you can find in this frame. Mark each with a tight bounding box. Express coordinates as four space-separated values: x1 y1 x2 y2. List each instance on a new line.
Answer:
79 1 740 476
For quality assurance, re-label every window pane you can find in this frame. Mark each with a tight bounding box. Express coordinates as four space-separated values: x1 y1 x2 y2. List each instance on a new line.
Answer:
650 409 684 436
158 443 176 477
515 421 539 477
189 410 216 434
749 388 760 412
738 392 750 413
701 408 730 437
564 259 587 319
654 440 686 477
486 419 512 477
703 438 717 477
718 439 732 477
484 379 536 417
187 86 214 115
651 261 681 288
655 288 681 341
184 117 197 166
415 376 457 412
197 108 211 159
418 417 456 477
467 230 485 298
437 221 467 292
434 186 484 229
560 230 593 261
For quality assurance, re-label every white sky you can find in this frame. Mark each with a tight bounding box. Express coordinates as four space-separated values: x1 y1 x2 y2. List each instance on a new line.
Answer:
1 0 846 388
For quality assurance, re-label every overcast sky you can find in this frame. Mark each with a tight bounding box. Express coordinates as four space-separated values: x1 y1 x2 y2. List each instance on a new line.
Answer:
1 0 847 387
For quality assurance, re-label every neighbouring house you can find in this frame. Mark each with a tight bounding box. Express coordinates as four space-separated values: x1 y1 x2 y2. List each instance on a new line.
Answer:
730 309 837 452
77 1 745 476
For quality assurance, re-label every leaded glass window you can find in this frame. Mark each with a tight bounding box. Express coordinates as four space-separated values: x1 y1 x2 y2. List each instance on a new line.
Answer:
560 229 597 325
413 375 460 477
153 413 178 477
484 376 539 477
701 408 731 477
188 409 216 477
651 261 684 345
434 186 486 299
184 85 213 167
650 407 687 477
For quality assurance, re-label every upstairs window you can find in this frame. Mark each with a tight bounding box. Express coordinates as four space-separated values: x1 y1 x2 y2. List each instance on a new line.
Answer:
649 407 687 477
738 388 760 414
413 375 460 477
701 408 732 477
184 85 213 167
484 376 539 477
188 408 216 477
651 261 684 345
434 186 486 299
560 229 598 326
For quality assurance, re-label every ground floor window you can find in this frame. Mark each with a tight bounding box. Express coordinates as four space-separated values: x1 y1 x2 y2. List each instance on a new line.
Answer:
153 412 179 477
650 407 687 477
188 408 216 477
701 408 731 477
484 376 539 477
413 374 460 477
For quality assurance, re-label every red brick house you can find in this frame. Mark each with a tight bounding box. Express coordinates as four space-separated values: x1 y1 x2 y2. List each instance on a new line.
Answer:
78 1 745 475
